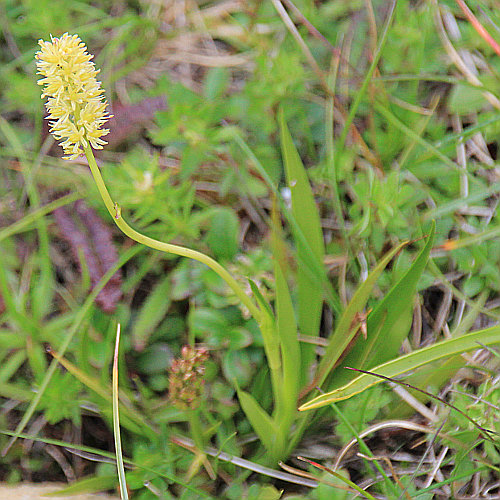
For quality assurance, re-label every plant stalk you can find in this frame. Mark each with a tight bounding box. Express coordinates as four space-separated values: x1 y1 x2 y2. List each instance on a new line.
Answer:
84 146 261 322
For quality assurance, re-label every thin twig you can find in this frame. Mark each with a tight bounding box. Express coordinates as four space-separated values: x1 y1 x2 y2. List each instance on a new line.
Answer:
455 0 500 57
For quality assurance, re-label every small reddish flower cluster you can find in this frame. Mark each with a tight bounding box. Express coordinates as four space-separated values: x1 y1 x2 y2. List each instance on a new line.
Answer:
169 346 209 410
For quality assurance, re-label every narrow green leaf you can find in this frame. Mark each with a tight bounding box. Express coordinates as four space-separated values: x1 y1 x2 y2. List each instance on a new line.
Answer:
237 389 280 453
275 260 300 378
0 350 26 384
0 261 37 335
279 107 324 377
333 223 435 387
279 108 324 264
271 198 300 425
274 259 300 429
49 348 152 437
389 355 465 419
414 467 488 497
248 278 283 424
248 280 281 373
389 290 488 418
248 279 274 320
132 274 171 350
423 183 500 220
26 340 47 383
300 325 500 410
316 241 408 388
44 475 117 496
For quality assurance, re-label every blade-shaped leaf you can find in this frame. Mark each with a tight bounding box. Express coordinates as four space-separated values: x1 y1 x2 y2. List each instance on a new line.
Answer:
44 475 117 496
248 279 274 321
132 274 171 351
314 241 408 389
279 107 324 377
248 278 282 414
271 200 300 427
333 223 435 388
275 258 300 428
237 388 280 453
48 348 152 437
300 325 500 410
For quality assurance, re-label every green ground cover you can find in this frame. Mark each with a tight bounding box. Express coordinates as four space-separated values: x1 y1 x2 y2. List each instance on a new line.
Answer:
1 0 500 498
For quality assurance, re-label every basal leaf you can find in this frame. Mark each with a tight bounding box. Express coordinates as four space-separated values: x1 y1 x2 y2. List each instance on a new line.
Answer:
279 107 324 377
237 388 280 454
332 222 435 388
314 241 408 389
300 325 500 410
275 258 300 429
248 278 274 320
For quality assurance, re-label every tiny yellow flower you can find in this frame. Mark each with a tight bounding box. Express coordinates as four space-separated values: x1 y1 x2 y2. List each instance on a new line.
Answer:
36 33 111 160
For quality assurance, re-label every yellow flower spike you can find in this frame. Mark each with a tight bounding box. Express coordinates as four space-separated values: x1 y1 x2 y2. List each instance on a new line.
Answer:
34 33 261 323
22 30 266 468
35 33 111 159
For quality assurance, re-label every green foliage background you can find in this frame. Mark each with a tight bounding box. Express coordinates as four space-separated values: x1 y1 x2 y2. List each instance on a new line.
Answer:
1 0 500 498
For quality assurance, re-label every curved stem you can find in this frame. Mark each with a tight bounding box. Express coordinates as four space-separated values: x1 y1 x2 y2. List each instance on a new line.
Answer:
84 146 261 322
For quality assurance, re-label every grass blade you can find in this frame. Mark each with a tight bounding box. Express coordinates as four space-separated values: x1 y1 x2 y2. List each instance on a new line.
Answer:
113 324 129 500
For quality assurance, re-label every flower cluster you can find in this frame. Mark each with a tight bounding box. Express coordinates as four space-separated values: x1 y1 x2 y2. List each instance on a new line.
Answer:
169 345 209 410
35 33 111 159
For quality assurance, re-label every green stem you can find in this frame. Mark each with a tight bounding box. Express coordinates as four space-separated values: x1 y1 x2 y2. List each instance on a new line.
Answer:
187 409 205 452
84 146 261 322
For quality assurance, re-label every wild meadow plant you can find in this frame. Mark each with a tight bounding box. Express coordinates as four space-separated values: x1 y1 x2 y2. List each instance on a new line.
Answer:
29 31 500 496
